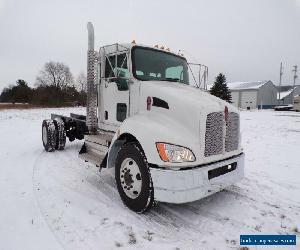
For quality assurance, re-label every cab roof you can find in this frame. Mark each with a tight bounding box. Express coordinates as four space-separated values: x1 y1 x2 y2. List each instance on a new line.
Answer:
99 43 185 59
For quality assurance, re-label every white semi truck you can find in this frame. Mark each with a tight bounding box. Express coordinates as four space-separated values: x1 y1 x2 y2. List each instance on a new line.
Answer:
42 23 244 213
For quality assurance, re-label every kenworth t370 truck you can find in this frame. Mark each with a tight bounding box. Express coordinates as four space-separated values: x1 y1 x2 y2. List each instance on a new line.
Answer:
42 22 244 213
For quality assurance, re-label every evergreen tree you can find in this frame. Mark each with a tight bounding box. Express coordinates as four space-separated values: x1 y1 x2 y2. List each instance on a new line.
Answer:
210 73 232 103
16 79 28 87
0 79 33 103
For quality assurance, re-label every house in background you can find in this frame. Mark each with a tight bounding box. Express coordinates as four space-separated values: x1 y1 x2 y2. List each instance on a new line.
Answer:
228 80 277 109
277 85 300 105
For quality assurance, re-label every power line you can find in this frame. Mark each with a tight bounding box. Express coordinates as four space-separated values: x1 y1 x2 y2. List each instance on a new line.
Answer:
292 65 298 103
278 62 283 103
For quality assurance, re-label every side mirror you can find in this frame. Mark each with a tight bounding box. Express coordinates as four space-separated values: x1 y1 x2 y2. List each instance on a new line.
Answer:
114 77 129 91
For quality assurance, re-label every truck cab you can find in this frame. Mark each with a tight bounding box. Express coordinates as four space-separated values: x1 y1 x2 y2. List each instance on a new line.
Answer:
98 43 190 130
42 23 244 213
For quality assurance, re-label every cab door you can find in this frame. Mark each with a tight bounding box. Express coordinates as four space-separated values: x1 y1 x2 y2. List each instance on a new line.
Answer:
99 53 130 132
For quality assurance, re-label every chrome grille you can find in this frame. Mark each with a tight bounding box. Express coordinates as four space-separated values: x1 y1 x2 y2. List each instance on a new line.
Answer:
204 112 224 157
225 112 240 152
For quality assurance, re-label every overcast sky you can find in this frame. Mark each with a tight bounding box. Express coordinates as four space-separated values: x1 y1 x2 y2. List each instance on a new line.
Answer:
0 0 300 91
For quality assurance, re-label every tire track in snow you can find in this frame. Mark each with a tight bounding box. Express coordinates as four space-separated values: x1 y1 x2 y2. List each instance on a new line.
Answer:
31 150 66 250
32 147 97 250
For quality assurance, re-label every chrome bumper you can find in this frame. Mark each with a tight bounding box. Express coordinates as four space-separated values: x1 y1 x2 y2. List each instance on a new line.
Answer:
150 153 245 204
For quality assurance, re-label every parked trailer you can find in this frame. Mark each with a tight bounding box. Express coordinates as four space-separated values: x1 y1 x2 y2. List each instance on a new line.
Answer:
42 22 244 213
274 105 293 111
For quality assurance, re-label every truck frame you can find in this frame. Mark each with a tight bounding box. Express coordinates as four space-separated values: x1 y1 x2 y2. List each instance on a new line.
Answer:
42 22 244 213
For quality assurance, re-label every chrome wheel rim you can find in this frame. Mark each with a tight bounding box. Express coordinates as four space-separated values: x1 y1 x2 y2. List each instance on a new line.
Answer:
42 126 48 145
120 158 142 199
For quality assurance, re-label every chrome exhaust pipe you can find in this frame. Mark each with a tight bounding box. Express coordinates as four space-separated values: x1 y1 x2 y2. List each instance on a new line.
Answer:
86 22 98 134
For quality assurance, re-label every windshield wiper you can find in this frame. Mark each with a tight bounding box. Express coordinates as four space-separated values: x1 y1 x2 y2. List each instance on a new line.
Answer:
160 77 181 82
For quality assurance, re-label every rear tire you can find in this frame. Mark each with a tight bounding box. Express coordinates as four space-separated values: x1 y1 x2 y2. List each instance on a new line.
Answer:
53 118 66 150
42 120 56 152
115 143 154 213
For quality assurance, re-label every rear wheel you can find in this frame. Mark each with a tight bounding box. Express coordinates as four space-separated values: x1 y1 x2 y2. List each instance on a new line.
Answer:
53 118 66 150
115 143 154 213
42 120 56 152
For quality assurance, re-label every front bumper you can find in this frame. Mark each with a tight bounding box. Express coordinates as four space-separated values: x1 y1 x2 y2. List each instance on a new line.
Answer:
150 153 245 203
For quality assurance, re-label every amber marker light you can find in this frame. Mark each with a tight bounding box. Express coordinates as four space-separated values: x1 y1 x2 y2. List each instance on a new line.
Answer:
156 143 169 161
156 143 196 163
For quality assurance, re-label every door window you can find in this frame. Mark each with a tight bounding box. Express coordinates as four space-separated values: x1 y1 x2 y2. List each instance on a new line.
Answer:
116 54 130 78
104 53 130 90
105 56 115 78
104 53 129 79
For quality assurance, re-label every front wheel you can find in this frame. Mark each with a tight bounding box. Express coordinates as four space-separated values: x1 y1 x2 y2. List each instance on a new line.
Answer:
115 143 154 213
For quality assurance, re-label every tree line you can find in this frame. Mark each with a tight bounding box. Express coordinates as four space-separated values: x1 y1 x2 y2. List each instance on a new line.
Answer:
0 61 87 106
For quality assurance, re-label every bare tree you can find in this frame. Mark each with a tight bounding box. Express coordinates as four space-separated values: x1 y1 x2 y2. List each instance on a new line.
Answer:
76 72 87 93
36 61 74 89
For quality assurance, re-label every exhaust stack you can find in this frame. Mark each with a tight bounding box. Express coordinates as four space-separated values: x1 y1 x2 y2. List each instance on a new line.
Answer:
86 22 98 134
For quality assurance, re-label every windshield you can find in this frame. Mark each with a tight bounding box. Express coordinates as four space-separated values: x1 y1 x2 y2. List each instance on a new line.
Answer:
132 47 189 84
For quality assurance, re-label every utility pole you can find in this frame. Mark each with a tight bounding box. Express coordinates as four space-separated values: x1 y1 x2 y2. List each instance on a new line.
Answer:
292 65 298 103
278 62 283 103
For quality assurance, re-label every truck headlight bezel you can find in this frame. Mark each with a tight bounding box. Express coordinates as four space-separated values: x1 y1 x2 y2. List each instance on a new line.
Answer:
156 142 196 163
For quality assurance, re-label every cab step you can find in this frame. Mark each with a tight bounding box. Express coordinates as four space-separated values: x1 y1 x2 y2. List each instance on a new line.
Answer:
79 152 106 167
79 131 113 167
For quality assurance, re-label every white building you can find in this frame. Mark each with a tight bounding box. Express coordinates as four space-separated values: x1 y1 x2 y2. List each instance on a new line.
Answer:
228 80 277 109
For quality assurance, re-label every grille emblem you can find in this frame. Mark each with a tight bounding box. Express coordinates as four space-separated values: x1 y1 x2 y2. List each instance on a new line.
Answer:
147 96 152 110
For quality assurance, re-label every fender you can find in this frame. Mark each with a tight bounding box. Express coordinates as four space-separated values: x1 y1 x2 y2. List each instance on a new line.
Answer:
107 112 200 168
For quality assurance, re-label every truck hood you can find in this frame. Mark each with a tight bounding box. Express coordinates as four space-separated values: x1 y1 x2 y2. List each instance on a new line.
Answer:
138 80 241 163
140 80 238 115
117 80 243 167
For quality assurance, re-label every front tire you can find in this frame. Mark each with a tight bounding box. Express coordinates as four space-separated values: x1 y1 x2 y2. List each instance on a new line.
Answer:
42 120 56 152
115 143 154 213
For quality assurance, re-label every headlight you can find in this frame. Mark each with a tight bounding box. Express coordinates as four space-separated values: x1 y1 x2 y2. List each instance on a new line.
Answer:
156 143 196 163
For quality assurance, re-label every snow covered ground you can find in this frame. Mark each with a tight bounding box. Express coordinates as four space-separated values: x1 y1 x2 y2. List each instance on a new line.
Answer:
0 108 299 250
